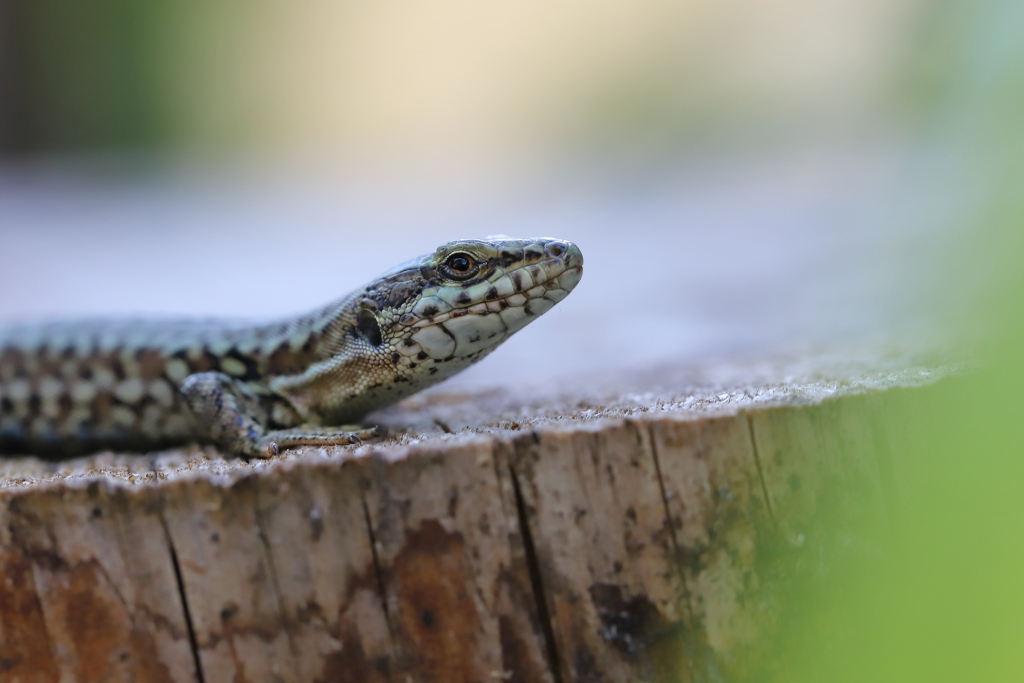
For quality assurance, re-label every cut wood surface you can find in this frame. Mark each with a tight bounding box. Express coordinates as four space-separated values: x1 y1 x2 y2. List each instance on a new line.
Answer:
0 352 948 683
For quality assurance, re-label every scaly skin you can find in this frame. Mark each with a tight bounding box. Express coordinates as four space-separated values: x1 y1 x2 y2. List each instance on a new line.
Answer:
0 237 583 458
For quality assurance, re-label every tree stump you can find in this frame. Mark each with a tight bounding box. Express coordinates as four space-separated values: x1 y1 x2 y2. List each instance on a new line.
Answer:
0 353 946 683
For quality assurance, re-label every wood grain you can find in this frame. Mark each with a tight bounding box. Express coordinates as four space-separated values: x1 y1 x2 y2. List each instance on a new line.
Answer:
0 355 948 682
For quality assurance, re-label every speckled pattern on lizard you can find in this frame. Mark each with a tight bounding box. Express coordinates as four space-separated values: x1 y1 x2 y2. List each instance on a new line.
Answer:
0 237 583 458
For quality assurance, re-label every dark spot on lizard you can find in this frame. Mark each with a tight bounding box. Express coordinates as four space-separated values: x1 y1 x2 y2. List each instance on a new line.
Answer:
525 249 543 261
268 342 305 375
485 287 499 300
417 351 429 360
356 308 383 347
391 352 401 363
455 292 471 305
511 272 523 291
110 357 127 380
91 392 113 422
219 349 261 381
135 348 166 380
182 349 216 374
421 304 439 317
385 281 422 308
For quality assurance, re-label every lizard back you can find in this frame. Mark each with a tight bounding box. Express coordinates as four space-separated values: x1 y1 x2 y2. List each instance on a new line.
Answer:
1 237 583 457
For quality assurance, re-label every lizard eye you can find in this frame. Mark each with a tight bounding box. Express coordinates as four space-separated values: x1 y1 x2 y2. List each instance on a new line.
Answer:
440 253 480 281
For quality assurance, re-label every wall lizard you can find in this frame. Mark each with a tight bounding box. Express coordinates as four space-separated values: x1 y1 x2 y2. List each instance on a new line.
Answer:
0 237 583 458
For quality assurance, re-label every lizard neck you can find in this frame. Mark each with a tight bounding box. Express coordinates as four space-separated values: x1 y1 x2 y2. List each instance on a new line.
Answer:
245 293 362 377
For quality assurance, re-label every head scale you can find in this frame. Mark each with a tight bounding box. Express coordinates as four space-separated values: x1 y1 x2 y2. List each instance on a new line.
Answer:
352 236 583 390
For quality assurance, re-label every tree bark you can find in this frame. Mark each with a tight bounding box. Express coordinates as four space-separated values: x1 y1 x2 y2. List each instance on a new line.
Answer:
0 355 946 683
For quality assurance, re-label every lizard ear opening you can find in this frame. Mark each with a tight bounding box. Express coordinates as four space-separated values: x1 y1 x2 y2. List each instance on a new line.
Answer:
356 308 383 347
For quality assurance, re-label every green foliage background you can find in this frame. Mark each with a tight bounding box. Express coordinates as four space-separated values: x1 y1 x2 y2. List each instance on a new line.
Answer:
773 2 1024 680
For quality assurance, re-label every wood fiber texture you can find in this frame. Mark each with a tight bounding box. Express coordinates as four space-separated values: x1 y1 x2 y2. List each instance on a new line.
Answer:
0 360 945 683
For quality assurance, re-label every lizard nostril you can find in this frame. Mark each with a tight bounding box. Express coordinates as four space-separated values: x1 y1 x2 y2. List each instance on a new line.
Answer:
549 244 565 258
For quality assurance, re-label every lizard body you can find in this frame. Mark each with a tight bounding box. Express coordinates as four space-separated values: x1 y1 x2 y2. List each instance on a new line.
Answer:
0 237 583 458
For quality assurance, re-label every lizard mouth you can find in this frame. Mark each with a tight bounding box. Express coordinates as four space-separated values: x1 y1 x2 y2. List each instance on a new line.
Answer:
390 260 582 364
413 263 582 329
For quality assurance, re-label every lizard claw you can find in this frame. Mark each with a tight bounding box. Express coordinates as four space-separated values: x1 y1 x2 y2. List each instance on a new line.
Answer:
254 441 280 459
351 426 380 442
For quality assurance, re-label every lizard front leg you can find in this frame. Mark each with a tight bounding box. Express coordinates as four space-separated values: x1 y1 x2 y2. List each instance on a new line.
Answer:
180 372 374 458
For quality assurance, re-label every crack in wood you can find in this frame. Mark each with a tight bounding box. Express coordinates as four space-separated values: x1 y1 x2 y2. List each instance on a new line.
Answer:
161 518 206 683
360 493 396 643
644 421 699 683
508 457 565 683
745 413 775 522
254 491 302 680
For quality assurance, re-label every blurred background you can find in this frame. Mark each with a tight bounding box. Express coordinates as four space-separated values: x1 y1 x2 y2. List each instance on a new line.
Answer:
2 1 1024 680
0 0 982 389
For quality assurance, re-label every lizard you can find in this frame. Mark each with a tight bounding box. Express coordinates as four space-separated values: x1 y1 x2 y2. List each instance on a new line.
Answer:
0 237 583 458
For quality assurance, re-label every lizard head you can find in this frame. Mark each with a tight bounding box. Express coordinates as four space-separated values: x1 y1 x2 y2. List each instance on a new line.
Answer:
354 236 583 385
